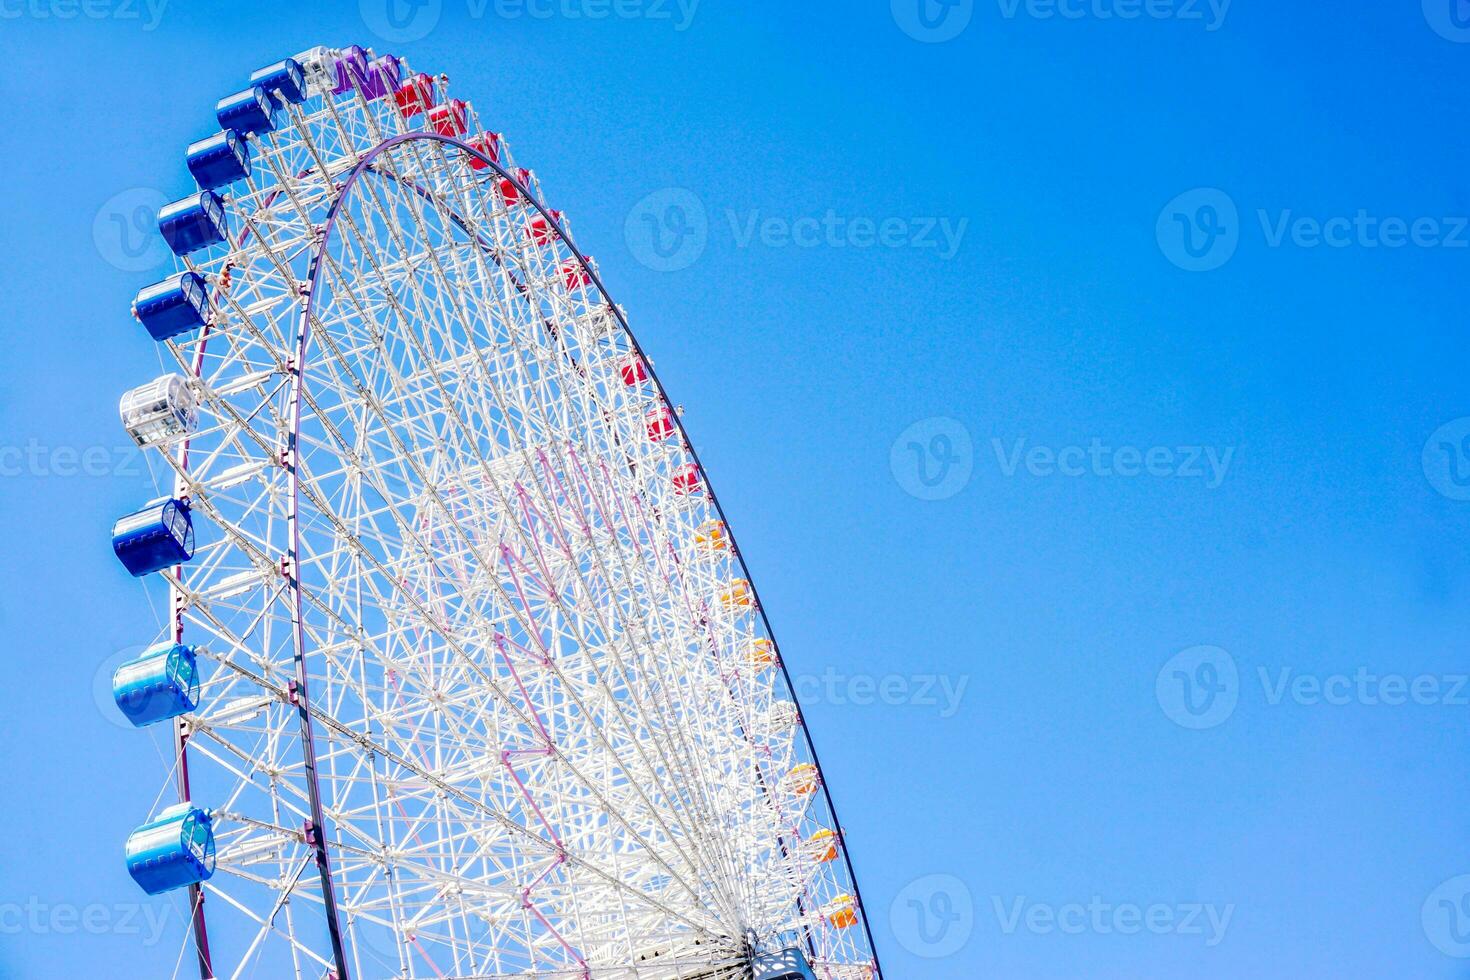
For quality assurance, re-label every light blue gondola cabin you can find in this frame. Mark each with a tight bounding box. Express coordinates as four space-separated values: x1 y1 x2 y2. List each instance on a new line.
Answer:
132 272 208 341
112 642 201 727
125 804 216 895
754 948 818 980
112 497 195 577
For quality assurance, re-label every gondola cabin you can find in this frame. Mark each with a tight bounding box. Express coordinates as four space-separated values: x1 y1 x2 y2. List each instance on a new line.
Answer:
249 57 307 107
786 763 820 797
467 132 502 168
618 355 649 387
125 804 216 895
694 520 729 552
672 463 703 496
645 405 675 443
754 948 818 980
806 828 839 863
215 86 276 137
824 894 859 930
745 638 776 671
158 191 227 257
429 98 469 138
561 259 593 291
132 272 208 342
394 72 436 117
720 578 753 612
112 497 195 577
120 374 198 447
768 700 800 731
528 210 564 246
112 642 202 728
186 130 251 191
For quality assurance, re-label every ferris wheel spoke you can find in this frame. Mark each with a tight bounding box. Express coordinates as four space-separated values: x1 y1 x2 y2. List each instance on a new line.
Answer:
330 160 758 887
296 226 758 934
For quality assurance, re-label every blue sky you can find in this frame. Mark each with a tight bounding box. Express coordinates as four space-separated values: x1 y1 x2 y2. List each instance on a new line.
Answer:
2 1 1470 977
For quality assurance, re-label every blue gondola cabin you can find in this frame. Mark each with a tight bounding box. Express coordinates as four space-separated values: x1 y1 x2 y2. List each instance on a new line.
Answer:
158 191 226 257
132 272 208 341
112 642 201 727
216 86 276 137
113 497 195 577
249 57 307 108
125 804 216 895
753 948 818 980
186 130 251 191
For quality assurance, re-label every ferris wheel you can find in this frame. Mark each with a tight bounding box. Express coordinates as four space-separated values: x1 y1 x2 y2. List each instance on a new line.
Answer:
106 44 883 980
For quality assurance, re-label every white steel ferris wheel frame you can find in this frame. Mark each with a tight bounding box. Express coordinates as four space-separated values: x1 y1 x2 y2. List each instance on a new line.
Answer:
129 45 883 980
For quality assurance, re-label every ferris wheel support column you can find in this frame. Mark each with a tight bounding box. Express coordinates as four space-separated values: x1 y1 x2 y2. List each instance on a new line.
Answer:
171 456 215 979
172 699 216 980
285 249 352 980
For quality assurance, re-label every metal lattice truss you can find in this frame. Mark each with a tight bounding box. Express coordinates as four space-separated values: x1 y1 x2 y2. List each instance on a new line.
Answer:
139 46 879 980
